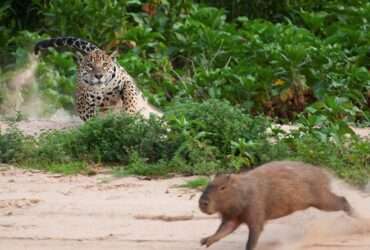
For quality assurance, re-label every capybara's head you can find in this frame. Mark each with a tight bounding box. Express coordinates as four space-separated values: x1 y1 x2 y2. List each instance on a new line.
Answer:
199 174 239 215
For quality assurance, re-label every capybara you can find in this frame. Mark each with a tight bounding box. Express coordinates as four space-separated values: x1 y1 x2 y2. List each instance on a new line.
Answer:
198 161 353 250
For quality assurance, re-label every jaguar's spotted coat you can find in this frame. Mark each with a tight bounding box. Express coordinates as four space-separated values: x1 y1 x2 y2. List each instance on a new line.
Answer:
35 37 162 121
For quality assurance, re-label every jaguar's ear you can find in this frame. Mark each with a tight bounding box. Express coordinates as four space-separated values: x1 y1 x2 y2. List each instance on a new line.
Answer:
110 50 119 61
75 51 84 64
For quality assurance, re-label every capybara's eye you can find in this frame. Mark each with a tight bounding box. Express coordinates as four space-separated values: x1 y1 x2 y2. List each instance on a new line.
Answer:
219 185 226 191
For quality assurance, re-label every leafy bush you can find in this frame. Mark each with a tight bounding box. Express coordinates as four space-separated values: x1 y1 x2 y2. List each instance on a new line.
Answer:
0 104 368 184
167 100 269 152
35 113 171 164
32 100 272 174
197 0 324 20
0 100 271 173
0 1 45 66
267 134 370 185
0 127 33 163
35 51 76 114
39 0 134 46
165 99 271 169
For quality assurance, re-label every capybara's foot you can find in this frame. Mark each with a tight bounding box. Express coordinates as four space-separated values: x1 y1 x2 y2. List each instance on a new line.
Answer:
200 236 217 248
200 237 210 247
341 197 355 216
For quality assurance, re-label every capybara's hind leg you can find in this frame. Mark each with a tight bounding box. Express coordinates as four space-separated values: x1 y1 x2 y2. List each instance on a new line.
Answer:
315 192 353 216
246 224 263 250
339 196 354 216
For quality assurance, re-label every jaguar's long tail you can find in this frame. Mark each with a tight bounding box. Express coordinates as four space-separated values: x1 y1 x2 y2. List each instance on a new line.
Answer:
34 37 99 55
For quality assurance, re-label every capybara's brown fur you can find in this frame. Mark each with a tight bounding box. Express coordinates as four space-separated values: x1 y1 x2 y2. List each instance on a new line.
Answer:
198 161 353 250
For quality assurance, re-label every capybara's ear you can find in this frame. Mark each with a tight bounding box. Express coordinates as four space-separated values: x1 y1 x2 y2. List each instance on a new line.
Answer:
228 174 238 183
215 172 223 177
225 174 232 180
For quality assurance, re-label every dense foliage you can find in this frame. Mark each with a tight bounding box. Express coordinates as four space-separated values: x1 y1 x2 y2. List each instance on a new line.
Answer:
0 100 369 183
1 0 369 122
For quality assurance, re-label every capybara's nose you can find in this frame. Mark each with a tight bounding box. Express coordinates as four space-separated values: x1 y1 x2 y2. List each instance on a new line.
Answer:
199 199 209 208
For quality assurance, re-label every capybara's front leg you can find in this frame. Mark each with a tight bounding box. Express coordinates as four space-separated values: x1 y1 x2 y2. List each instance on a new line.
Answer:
246 224 263 250
201 219 240 247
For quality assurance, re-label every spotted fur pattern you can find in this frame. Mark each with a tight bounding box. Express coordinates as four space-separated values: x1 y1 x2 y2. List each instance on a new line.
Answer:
35 37 162 121
34 37 98 55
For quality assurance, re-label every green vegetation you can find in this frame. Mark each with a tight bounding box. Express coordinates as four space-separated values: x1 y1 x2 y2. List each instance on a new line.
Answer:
180 177 209 190
0 1 369 184
0 127 33 163
1 0 369 121
1 100 369 184
25 162 88 175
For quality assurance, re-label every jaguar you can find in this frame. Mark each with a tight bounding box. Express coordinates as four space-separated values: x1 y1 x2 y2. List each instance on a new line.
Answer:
35 37 162 121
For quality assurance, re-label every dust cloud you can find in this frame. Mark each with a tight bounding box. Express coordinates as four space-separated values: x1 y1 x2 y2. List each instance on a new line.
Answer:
265 177 370 250
1 53 38 117
0 53 77 121
0 54 81 135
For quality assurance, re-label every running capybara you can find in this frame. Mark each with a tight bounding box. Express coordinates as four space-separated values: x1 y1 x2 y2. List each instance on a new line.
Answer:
198 161 353 250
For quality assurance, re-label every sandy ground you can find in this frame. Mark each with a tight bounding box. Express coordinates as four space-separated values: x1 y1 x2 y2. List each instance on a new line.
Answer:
0 166 370 250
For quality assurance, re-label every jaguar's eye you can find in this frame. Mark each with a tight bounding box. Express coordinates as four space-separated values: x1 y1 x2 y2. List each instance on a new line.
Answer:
86 63 94 70
103 62 109 67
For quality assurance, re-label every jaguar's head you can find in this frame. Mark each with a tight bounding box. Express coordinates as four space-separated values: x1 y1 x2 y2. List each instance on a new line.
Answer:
78 50 117 85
